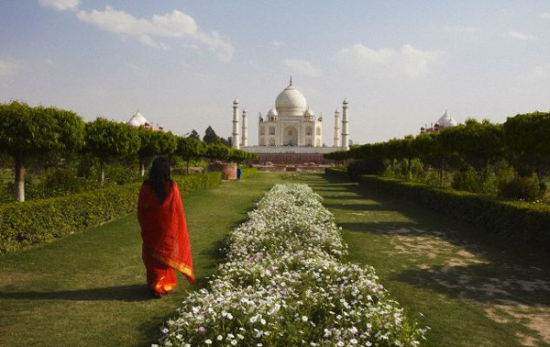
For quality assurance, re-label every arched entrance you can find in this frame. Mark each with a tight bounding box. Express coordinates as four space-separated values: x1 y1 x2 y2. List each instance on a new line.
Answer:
283 126 298 146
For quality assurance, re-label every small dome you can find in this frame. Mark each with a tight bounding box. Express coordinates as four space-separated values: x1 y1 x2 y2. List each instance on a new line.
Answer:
267 106 278 117
304 108 314 117
436 111 458 128
275 84 307 116
127 111 148 127
233 98 239 104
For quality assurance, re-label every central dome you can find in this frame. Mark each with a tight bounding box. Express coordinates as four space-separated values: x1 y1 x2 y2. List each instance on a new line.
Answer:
275 84 307 116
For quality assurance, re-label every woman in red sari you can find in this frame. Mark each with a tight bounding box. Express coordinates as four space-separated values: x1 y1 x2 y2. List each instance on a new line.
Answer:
138 157 194 297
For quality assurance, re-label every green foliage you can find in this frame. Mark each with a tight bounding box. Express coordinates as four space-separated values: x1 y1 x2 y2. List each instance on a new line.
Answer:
240 167 258 179
0 172 222 254
0 101 85 159
357 175 550 246
348 158 386 180
177 136 205 162
137 128 178 160
451 165 497 194
503 111 550 182
189 129 200 139
203 125 222 144
84 117 141 162
498 176 545 201
205 143 231 160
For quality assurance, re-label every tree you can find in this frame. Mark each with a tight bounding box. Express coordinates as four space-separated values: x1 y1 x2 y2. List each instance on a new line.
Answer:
503 111 550 185
439 119 503 179
0 101 85 201
84 118 141 183
137 128 178 176
189 129 200 140
205 143 231 161
203 126 221 144
177 136 205 174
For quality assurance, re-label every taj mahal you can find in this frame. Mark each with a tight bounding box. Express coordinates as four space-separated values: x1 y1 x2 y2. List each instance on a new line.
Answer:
230 79 350 160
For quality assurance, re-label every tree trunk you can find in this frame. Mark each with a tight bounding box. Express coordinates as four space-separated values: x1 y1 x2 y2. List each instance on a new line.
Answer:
407 157 412 180
14 157 25 202
100 161 105 184
186 159 190 175
140 160 145 177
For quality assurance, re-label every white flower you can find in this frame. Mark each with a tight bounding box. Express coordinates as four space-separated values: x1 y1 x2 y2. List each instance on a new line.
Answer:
217 335 223 341
301 316 308 322
205 339 212 345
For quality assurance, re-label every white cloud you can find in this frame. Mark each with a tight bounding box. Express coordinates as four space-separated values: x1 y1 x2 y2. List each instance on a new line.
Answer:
337 43 442 78
508 31 536 41
272 41 285 47
0 59 18 78
444 25 477 34
38 0 80 11
284 59 322 77
76 6 234 61
540 13 550 20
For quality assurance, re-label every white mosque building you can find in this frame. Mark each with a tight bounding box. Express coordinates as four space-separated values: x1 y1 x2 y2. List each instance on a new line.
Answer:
231 79 350 156
420 110 458 134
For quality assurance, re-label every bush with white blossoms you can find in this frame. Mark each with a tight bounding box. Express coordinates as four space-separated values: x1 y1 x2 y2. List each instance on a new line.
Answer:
157 184 428 346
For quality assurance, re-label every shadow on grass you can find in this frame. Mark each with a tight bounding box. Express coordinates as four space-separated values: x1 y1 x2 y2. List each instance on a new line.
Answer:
338 221 422 234
0 284 154 302
394 263 550 306
323 203 388 211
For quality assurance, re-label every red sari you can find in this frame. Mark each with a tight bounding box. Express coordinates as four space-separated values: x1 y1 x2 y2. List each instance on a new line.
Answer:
138 180 194 296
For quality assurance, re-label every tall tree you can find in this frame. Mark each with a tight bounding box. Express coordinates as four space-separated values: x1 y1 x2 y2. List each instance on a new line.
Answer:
503 111 550 185
84 118 141 183
189 129 200 140
0 101 85 201
137 128 178 176
177 136 205 174
439 119 503 179
203 126 221 144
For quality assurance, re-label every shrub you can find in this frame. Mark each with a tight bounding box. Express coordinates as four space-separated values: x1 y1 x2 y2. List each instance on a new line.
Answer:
348 158 385 180
240 167 257 179
357 175 550 246
0 172 222 254
499 176 544 201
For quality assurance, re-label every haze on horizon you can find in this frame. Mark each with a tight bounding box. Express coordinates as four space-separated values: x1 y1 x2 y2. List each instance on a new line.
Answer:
1 0 549 145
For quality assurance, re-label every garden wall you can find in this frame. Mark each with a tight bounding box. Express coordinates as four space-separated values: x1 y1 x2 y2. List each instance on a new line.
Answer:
0 172 222 254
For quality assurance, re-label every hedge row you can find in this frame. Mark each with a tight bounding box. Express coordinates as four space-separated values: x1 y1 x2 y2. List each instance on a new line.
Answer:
328 167 550 246
240 167 257 179
0 172 222 254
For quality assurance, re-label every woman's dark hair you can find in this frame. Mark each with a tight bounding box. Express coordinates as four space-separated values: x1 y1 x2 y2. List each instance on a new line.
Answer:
149 157 173 202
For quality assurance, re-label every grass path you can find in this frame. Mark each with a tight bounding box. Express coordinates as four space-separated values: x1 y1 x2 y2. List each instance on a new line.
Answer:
300 173 550 347
0 173 285 346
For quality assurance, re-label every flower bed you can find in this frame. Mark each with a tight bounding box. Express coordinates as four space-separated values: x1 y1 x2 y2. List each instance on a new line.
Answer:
158 184 427 346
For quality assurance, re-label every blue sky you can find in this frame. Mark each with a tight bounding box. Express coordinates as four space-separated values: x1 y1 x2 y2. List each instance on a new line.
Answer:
1 0 549 144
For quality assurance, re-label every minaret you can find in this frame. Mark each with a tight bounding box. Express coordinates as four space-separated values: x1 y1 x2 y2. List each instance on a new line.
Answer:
333 109 341 147
232 98 240 149
241 109 248 147
341 99 349 150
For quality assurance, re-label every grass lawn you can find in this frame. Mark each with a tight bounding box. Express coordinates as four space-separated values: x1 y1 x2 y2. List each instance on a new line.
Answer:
0 172 286 346
299 173 550 347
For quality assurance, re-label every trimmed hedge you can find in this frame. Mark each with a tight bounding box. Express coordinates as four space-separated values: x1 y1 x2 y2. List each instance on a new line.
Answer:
359 175 550 246
240 167 257 179
325 166 348 179
0 172 222 254
324 167 550 246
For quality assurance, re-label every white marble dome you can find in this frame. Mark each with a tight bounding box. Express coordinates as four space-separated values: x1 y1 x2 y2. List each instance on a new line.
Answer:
127 111 148 127
275 84 307 116
267 106 278 117
436 111 458 128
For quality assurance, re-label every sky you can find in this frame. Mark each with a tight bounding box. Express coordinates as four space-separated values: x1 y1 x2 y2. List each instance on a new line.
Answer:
1 0 549 145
